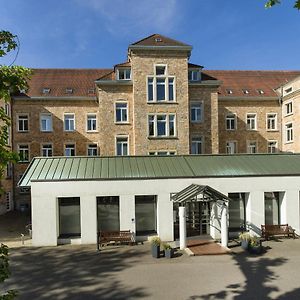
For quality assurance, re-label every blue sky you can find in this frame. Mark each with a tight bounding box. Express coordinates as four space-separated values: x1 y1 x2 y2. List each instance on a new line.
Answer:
1 0 300 70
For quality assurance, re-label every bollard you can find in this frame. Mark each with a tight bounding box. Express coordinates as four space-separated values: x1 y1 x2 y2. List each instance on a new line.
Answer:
21 233 25 245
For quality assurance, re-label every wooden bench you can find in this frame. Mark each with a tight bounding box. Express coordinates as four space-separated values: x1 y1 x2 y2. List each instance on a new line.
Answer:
261 224 295 240
97 230 135 250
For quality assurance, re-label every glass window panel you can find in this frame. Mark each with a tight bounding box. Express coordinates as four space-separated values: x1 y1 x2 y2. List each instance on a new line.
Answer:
148 78 153 101
168 78 174 101
264 192 280 225
156 78 165 101
228 193 245 230
97 196 120 231
157 115 166 136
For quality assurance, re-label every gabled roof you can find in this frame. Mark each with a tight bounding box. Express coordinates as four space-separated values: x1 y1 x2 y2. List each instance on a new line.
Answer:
205 70 300 97
131 34 191 47
19 153 300 187
16 69 112 98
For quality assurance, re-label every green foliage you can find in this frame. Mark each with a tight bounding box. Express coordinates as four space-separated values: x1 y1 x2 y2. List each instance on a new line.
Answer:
0 31 17 58
249 236 260 247
0 244 17 300
265 0 300 9
162 243 172 250
150 236 161 246
238 232 251 241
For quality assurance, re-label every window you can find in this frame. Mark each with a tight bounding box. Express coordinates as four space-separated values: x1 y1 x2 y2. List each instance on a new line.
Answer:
148 151 176 156
116 136 128 156
65 144 75 156
40 113 52 132
226 89 233 95
115 103 128 123
97 196 120 231
246 114 257 130
42 88 50 94
247 141 257 154
257 89 264 95
65 88 73 94
226 114 236 130
285 87 292 94
6 163 12 179
87 144 98 156
87 114 97 131
228 193 246 231
264 192 280 225
64 114 75 131
285 123 293 142
226 141 237 154
17 114 29 132
191 136 203 154
285 102 293 115
41 144 53 157
4 103 10 116
188 70 200 81
18 144 29 162
190 102 203 123
268 141 278 153
266 113 277 131
118 69 131 80
242 89 249 95
147 65 175 102
148 114 176 137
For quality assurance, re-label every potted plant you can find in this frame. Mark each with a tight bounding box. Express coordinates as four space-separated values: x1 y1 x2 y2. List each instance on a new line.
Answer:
248 236 262 254
162 243 174 259
150 237 161 258
239 232 251 250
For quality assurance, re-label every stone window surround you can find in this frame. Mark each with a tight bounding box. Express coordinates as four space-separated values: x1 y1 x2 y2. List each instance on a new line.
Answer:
247 140 257 154
64 143 76 156
190 101 204 123
266 113 278 131
285 101 293 116
64 113 75 132
18 144 30 162
226 140 238 154
40 113 53 132
86 113 98 132
267 140 278 153
148 113 176 138
115 101 129 124
191 135 204 154
146 64 176 103
115 135 129 156
117 68 131 81
41 143 53 157
17 113 29 132
246 113 257 131
285 122 293 143
225 113 237 130
87 143 99 156
188 69 201 82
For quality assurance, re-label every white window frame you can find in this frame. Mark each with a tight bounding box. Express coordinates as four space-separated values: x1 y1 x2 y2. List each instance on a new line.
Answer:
190 102 203 123
116 136 129 156
40 113 53 132
86 113 97 132
148 114 176 138
87 143 99 156
267 140 278 153
148 151 176 156
17 114 29 132
188 69 201 82
246 113 257 130
147 64 176 103
115 102 129 123
41 143 53 157
266 113 277 131
226 141 237 154
285 101 293 116
247 140 257 154
117 68 131 80
191 136 203 154
64 113 75 132
226 113 237 130
18 144 29 162
64 143 76 156
285 122 293 143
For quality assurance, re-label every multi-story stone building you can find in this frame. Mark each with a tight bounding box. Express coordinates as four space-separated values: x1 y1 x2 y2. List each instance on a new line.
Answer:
1 33 300 214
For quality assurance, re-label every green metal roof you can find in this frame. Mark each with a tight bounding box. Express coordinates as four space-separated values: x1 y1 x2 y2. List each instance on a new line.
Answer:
18 154 300 187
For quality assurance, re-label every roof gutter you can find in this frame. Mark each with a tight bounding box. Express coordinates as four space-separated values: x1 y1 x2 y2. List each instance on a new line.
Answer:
218 96 278 101
13 96 97 101
95 80 133 86
189 80 222 87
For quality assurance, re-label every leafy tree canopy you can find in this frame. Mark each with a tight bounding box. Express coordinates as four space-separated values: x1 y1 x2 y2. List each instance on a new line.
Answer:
265 0 300 9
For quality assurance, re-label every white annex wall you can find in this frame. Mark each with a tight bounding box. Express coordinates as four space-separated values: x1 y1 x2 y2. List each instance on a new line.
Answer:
31 175 300 246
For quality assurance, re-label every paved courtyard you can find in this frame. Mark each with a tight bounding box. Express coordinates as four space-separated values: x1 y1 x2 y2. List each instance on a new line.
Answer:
2 238 300 299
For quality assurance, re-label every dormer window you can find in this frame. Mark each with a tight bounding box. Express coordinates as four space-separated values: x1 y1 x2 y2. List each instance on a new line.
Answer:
155 66 166 76
188 70 200 82
65 88 73 94
257 89 264 95
88 88 95 94
42 88 50 94
285 87 293 94
155 38 162 42
226 89 233 95
243 89 249 95
117 69 131 80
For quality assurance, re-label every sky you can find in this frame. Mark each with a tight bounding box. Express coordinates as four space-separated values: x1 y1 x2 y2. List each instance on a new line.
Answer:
1 0 300 70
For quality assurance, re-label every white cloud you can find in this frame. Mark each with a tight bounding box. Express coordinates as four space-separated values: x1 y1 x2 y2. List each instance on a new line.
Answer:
76 0 179 36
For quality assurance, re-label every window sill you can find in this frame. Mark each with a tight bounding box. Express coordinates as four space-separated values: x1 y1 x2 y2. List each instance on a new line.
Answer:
148 136 178 140
285 141 294 144
40 131 53 133
147 101 178 105
191 121 203 124
266 129 279 132
86 130 99 133
17 131 29 133
114 122 130 125
226 129 237 131
284 113 293 117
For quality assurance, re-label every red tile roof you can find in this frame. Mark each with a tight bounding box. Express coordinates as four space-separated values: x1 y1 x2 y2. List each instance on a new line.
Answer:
204 70 300 97
131 34 190 47
23 69 112 97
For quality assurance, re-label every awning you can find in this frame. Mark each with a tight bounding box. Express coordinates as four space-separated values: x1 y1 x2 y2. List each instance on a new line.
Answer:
171 184 231 204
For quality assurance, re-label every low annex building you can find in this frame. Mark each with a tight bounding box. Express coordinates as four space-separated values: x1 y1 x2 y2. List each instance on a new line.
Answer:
19 154 300 246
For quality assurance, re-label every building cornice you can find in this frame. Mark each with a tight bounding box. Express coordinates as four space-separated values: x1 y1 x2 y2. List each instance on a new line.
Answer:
218 96 278 101
95 80 133 86
13 96 97 101
189 80 222 87
128 45 192 52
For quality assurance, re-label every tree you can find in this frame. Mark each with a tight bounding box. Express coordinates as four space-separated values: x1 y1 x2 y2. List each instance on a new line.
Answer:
0 30 31 300
265 0 300 9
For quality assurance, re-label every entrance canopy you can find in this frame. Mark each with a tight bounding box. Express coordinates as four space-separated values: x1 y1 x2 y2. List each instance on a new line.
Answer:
171 184 231 204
